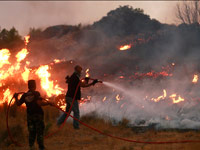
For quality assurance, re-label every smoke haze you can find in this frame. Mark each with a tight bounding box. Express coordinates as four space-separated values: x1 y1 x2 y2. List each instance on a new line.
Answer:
0 1 178 35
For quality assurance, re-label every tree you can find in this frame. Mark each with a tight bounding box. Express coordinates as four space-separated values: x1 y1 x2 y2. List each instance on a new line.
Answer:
29 27 42 39
92 5 161 37
176 1 200 24
0 27 23 49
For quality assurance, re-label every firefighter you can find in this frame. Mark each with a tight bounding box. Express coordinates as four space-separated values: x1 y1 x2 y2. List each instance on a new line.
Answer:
57 65 98 129
14 80 53 150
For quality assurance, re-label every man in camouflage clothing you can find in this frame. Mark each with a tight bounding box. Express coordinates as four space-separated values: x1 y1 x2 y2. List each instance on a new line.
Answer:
14 80 53 150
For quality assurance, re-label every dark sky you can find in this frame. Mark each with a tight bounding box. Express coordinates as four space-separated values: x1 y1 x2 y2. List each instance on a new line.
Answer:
0 1 179 35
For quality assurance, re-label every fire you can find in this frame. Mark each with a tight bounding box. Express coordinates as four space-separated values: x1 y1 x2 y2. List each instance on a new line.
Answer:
119 76 124 79
22 67 30 82
119 44 131 51
0 49 11 68
85 68 90 78
0 35 66 106
169 94 184 104
2 88 13 105
54 59 61 63
150 89 184 104
151 89 167 102
192 74 198 84
35 65 64 97
103 96 107 102
116 94 120 101
24 35 30 46
16 48 29 62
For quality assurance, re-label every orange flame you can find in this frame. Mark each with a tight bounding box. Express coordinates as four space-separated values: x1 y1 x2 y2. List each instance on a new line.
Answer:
85 68 90 78
24 35 30 46
192 74 198 84
169 94 184 104
54 59 61 63
16 48 29 62
35 65 64 97
2 88 13 105
0 49 11 68
119 44 131 51
151 89 167 102
103 96 107 102
116 94 120 101
22 67 30 82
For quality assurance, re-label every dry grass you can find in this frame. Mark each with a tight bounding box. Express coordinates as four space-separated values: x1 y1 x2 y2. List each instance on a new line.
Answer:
1 106 200 150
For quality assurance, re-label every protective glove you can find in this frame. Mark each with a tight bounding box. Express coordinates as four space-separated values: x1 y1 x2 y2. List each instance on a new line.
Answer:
92 79 98 86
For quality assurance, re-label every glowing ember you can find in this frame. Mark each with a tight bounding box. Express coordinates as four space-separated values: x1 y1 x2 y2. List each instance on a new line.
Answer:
119 44 131 51
85 68 90 78
103 96 107 102
151 89 167 102
16 48 29 62
116 94 120 101
54 59 61 63
0 49 11 68
192 74 198 84
169 94 184 104
119 76 124 79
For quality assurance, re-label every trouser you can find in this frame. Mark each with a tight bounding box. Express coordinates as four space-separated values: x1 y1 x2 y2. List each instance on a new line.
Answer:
57 97 80 128
27 114 45 150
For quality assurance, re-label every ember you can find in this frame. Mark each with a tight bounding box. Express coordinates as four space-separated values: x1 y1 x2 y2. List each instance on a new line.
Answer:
192 74 198 84
119 44 131 51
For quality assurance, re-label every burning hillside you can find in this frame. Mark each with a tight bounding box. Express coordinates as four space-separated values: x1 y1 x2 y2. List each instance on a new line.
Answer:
1 5 200 130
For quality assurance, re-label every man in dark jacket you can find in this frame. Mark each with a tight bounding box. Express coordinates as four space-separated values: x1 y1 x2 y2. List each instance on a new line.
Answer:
14 80 53 150
57 65 98 129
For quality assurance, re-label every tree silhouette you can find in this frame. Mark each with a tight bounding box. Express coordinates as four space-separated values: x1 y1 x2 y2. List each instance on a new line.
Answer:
92 5 161 37
0 27 23 49
176 1 200 24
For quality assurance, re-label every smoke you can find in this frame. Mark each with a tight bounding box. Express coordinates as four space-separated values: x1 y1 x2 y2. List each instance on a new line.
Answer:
28 22 200 130
79 78 200 129
12 5 200 129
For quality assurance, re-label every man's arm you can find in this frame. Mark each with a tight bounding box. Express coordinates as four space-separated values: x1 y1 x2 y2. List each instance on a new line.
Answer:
13 93 24 106
80 79 98 88
35 92 54 106
37 99 54 106
80 82 93 87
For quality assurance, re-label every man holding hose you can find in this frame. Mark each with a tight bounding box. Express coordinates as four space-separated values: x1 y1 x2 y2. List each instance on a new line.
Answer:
14 80 53 150
57 65 98 129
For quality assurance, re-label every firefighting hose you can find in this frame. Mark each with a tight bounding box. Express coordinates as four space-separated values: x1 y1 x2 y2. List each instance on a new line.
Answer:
6 79 200 147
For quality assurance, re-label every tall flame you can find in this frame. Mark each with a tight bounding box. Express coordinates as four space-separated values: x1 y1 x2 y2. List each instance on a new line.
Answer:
0 49 11 68
16 48 29 62
2 88 13 105
24 35 30 46
35 65 63 97
22 67 30 82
